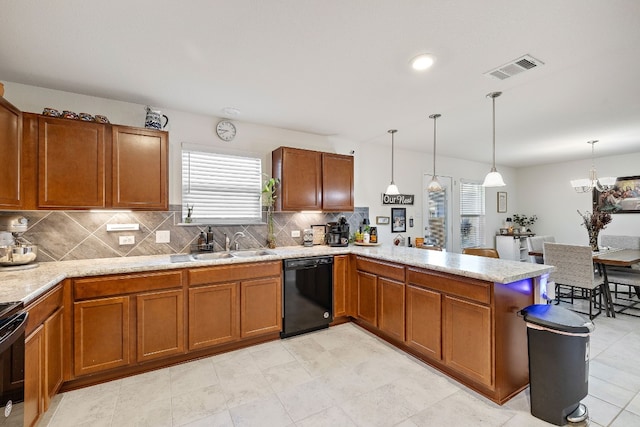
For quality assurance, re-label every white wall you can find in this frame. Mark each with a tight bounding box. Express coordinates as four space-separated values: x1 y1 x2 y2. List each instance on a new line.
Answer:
3 81 516 251
516 152 640 245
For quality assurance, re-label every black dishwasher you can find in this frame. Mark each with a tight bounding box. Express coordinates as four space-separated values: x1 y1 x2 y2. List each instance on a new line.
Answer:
281 256 333 338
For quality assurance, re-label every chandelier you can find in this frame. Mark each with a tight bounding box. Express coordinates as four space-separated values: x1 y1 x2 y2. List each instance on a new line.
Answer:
570 140 616 193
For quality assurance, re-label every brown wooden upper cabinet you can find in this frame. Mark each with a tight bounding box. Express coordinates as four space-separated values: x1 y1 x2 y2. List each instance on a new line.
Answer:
0 97 23 209
24 114 168 210
272 146 354 212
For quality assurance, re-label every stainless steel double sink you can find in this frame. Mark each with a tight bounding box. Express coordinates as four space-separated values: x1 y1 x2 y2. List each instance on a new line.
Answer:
170 250 275 263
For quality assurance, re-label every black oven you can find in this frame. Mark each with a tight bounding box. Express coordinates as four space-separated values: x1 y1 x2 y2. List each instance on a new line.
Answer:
0 301 27 424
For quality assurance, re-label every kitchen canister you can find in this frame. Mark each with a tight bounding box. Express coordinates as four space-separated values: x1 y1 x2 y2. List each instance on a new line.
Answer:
145 106 169 130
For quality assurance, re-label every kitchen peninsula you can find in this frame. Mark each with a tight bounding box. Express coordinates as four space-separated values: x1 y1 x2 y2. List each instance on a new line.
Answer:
2 245 552 425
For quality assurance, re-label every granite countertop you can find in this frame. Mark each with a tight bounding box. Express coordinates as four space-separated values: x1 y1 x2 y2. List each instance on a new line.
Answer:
0 245 553 306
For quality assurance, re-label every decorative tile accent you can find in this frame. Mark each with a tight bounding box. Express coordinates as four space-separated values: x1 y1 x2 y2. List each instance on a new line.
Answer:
4 208 369 262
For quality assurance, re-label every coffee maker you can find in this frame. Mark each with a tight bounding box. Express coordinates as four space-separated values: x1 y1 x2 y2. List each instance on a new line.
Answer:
326 216 349 247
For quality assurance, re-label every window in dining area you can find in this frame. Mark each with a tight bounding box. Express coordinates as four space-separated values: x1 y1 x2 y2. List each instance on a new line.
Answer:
460 180 485 249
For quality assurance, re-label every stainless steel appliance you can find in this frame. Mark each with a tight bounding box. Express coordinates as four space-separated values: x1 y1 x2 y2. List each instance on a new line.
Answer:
0 215 37 268
0 302 28 423
281 256 333 338
326 217 349 247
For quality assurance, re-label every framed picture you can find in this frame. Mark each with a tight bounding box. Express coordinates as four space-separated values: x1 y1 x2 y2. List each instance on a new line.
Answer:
391 208 406 232
376 216 390 225
593 175 640 213
497 191 507 213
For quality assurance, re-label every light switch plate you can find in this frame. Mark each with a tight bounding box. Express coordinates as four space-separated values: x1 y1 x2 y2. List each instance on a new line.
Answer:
156 230 170 243
291 230 301 237
119 235 135 245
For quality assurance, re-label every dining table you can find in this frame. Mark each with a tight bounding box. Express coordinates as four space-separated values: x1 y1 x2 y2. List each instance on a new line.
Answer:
529 248 640 317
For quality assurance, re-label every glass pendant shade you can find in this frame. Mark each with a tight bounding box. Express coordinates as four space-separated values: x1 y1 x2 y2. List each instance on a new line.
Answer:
427 113 444 192
482 168 506 187
570 140 616 193
483 92 506 187
385 129 400 194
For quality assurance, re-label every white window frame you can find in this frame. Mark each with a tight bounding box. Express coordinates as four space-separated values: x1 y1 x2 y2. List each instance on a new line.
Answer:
181 146 263 225
459 179 486 249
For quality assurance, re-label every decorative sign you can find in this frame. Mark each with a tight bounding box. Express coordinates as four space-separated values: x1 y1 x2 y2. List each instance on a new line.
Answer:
382 194 414 205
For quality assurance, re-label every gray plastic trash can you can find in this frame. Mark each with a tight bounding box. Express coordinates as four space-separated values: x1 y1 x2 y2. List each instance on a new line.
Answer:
520 304 595 426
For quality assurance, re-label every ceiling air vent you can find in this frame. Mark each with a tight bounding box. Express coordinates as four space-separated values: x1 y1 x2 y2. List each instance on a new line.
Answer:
484 54 544 80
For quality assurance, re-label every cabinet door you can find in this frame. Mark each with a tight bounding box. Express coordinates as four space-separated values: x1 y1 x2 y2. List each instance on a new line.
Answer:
322 153 354 211
273 147 322 211
406 284 442 360
378 277 405 341
356 271 377 326
240 277 282 338
137 289 184 362
189 283 239 350
44 307 63 411
38 117 107 208
333 255 349 318
0 97 22 208
24 326 43 427
112 126 168 209
74 296 130 376
443 295 493 387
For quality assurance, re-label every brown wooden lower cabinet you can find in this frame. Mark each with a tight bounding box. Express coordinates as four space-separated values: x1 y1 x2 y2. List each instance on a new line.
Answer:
73 296 130 377
356 270 377 325
137 289 184 362
189 283 239 350
333 255 349 317
405 284 442 360
241 277 282 338
377 277 405 341
24 284 64 427
24 325 43 427
443 295 492 387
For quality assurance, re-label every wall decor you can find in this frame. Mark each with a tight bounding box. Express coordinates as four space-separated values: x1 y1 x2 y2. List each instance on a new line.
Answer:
593 175 640 213
497 191 507 213
376 216 390 225
382 194 415 205
391 208 406 232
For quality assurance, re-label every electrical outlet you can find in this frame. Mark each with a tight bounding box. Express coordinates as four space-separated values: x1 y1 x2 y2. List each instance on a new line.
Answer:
119 235 135 245
291 230 301 238
156 230 170 243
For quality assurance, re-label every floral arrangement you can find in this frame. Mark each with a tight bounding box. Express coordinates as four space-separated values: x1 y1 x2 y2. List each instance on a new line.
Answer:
578 209 612 251
512 214 538 227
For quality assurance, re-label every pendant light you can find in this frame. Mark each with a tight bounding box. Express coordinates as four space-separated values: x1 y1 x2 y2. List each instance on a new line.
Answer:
570 140 616 193
385 129 400 195
427 114 444 192
482 91 506 187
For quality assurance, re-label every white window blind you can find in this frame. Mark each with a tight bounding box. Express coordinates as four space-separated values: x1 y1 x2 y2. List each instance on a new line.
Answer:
460 180 485 249
182 150 262 223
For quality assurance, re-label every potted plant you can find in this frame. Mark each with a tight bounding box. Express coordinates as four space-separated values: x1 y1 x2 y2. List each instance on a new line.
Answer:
262 176 280 248
512 214 538 233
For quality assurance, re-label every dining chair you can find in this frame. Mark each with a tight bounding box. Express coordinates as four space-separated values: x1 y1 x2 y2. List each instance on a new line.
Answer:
600 235 640 297
462 248 499 258
543 242 608 319
527 235 555 264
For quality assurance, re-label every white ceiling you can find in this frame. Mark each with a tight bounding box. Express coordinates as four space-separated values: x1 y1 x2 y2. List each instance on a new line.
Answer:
1 0 639 167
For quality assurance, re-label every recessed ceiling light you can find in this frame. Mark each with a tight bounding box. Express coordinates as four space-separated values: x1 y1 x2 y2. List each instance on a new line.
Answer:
411 54 435 71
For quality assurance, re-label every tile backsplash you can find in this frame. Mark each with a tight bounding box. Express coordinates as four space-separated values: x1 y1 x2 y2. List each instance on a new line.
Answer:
8 206 369 262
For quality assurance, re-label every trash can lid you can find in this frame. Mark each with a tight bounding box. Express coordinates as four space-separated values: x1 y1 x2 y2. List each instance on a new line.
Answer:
520 304 595 334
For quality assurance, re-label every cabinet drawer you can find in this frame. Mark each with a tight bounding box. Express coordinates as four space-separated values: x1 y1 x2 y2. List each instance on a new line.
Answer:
189 261 281 286
407 268 491 305
355 256 405 282
25 283 63 336
74 270 183 300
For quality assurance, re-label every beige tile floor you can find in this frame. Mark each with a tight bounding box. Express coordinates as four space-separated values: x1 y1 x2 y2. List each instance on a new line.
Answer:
39 302 640 427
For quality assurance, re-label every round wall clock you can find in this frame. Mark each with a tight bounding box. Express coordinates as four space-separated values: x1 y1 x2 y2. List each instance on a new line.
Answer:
216 120 237 141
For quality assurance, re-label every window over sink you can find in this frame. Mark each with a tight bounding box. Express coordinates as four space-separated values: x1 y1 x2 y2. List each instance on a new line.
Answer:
181 148 262 224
